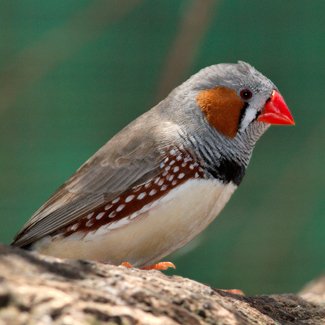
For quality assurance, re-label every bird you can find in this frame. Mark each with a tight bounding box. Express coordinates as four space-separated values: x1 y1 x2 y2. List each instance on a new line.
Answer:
12 61 295 271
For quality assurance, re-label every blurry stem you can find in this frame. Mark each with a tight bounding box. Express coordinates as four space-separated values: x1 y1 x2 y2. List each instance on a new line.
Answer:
155 0 219 101
0 0 142 114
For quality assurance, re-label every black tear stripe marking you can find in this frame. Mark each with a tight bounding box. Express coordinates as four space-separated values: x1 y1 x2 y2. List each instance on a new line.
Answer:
206 158 245 186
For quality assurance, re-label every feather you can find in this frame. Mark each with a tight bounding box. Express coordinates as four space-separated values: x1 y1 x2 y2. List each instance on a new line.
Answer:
12 111 170 247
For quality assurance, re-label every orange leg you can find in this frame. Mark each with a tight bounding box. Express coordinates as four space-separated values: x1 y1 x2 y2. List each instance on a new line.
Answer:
121 261 176 271
221 289 245 296
121 262 133 268
141 261 176 271
120 263 243 294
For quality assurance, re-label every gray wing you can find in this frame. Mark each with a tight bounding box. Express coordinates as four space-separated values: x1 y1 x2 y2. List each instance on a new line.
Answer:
12 111 175 247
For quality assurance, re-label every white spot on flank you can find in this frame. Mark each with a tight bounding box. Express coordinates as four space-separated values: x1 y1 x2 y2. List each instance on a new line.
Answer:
116 204 125 212
164 157 169 163
160 162 165 168
173 166 179 173
125 195 135 203
86 212 94 219
104 204 112 210
162 171 168 177
70 223 79 231
169 160 175 166
165 166 171 171
96 212 105 220
161 184 167 191
189 164 195 170
172 180 177 186
170 149 176 156
137 192 146 200
195 172 199 178
112 197 120 204
176 155 182 161
167 174 174 182
158 179 164 186
178 173 185 179
149 189 157 196
109 211 116 218
86 220 94 227
154 177 160 184
144 182 151 189
181 162 187 167
184 157 192 162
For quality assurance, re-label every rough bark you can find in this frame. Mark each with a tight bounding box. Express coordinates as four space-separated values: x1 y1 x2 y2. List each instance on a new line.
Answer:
0 244 324 325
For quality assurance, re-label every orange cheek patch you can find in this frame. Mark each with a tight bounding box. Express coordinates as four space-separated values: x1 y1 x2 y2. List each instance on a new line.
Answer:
196 87 245 138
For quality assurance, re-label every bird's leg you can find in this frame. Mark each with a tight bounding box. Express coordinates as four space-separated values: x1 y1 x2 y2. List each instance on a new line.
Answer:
121 261 176 271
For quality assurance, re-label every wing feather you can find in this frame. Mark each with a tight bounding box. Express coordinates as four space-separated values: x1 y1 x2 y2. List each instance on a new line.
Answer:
12 112 174 247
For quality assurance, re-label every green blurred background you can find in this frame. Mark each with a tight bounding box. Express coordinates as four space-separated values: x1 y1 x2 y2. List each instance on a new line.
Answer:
0 0 324 295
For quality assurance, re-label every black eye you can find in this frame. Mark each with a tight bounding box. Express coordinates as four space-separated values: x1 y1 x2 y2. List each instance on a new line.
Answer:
240 89 253 100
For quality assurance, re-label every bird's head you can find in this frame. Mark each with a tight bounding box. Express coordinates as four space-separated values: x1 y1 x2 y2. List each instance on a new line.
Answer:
174 61 294 142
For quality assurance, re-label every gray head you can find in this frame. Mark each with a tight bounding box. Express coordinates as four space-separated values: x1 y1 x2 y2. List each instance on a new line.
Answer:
163 61 294 169
172 61 289 137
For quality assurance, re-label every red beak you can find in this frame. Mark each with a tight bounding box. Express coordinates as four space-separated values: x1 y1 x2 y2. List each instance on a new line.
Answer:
257 90 295 125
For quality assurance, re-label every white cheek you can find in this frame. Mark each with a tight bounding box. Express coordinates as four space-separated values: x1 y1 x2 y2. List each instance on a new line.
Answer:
239 107 257 131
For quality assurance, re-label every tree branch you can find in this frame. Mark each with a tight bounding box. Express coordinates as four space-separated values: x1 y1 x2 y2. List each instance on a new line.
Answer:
0 244 324 324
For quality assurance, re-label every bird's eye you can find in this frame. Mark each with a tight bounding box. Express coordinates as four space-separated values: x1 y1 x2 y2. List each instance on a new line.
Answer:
240 89 253 100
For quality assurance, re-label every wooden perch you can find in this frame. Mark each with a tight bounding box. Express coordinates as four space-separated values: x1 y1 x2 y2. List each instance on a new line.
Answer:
0 244 324 324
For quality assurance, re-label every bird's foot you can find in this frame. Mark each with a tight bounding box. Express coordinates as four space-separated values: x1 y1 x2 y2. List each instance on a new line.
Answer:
141 261 176 271
220 289 245 296
121 261 176 271
120 262 133 268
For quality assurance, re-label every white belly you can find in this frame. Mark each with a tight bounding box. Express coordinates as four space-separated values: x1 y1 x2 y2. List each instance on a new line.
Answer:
34 179 236 267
